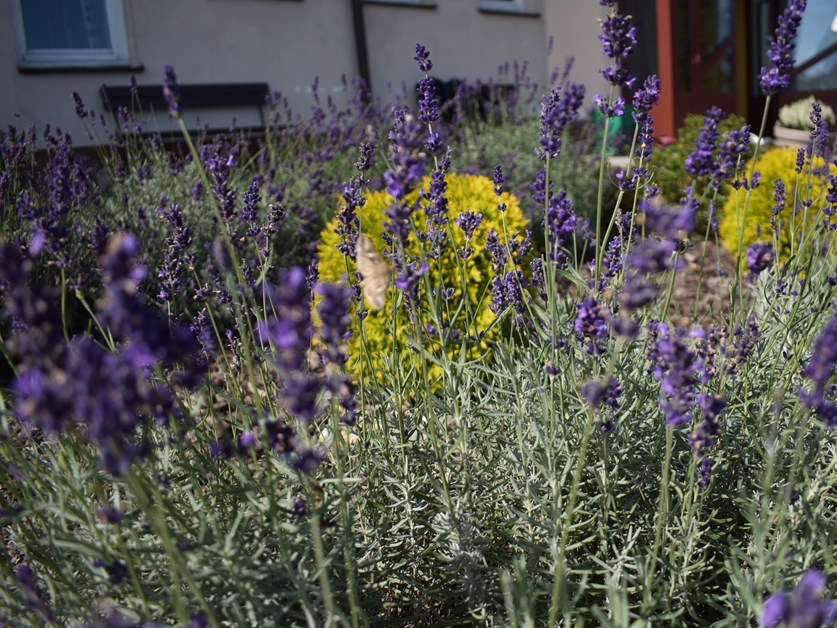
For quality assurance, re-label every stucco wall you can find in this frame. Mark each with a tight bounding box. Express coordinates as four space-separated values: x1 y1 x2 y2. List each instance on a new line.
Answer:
364 1 547 105
0 0 359 146
544 0 610 108
1 0 606 148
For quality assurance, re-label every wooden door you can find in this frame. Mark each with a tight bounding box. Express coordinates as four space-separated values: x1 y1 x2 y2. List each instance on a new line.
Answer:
673 0 739 119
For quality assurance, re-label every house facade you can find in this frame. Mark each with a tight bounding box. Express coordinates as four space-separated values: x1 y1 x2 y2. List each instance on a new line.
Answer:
2 0 835 150
628 0 837 137
0 0 608 147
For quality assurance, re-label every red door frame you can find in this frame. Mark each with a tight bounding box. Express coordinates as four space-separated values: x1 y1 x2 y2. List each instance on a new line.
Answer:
655 0 677 138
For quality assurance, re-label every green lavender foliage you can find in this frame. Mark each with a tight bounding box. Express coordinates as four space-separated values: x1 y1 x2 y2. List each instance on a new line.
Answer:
452 116 620 254
3 63 837 628
3 233 837 626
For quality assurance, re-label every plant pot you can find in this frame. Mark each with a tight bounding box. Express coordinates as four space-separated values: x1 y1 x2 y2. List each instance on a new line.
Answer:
773 124 810 149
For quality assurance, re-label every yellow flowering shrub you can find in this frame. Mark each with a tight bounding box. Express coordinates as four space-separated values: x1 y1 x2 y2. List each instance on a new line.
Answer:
719 147 837 264
316 173 531 382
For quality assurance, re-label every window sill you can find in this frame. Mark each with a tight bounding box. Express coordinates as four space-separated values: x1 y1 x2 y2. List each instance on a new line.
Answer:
18 62 143 74
361 0 437 9
477 7 540 16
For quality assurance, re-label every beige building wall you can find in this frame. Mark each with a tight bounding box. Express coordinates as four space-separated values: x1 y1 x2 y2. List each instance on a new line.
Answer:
1 0 607 149
544 0 610 105
364 1 547 105
0 0 358 146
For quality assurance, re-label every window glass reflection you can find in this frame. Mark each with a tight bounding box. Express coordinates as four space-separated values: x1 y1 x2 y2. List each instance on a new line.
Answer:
21 0 111 50
792 0 837 91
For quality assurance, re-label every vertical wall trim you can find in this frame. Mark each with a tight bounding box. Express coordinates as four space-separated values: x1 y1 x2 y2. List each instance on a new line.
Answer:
654 0 676 138
350 0 372 100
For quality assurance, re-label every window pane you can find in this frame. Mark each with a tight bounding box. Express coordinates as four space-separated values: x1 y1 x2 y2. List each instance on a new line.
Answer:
21 0 111 50
792 0 837 91
700 0 734 94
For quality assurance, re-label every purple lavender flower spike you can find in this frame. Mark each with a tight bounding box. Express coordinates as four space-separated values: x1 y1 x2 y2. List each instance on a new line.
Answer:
357 140 375 174
611 315 639 339
335 179 363 258
259 268 313 371
762 569 837 628
758 0 808 95
691 393 726 472
96 505 124 524
712 124 751 189
537 87 564 159
771 179 786 233
72 92 87 119
414 43 432 73
648 323 700 426
626 238 676 274
632 75 661 114
382 108 426 255
697 457 712 489
417 76 439 128
619 275 658 310
581 375 622 414
485 228 508 273
800 312 837 428
642 200 696 240
291 447 327 474
162 64 183 117
810 102 831 157
633 76 660 166
543 189 578 267
685 107 726 177
746 241 774 278
315 281 353 365
594 2 636 120
490 270 527 327
455 211 482 241
722 316 761 375
598 7 637 63
594 94 626 119
536 83 585 160
575 295 609 355
493 164 504 196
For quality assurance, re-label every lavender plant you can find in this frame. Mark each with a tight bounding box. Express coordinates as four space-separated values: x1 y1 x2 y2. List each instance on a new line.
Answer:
4 3 837 626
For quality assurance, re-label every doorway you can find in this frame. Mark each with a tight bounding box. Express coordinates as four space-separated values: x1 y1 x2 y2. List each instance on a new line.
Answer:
673 0 739 119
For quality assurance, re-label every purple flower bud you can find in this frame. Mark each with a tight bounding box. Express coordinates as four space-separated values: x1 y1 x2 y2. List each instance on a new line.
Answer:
72 92 86 119
580 375 622 414
96 505 124 524
762 569 837 628
162 64 183 117
455 211 482 241
746 241 774 277
315 281 352 365
598 10 636 60
414 43 433 73
575 296 609 355
493 165 504 196
685 107 726 177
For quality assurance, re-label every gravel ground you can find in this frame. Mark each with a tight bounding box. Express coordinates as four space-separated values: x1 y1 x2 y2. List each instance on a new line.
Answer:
667 237 748 328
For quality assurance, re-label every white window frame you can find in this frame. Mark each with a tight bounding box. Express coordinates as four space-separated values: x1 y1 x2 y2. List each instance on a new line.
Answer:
9 0 131 69
478 0 540 15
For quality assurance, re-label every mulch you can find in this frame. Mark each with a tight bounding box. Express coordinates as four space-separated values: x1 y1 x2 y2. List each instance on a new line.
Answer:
575 235 749 329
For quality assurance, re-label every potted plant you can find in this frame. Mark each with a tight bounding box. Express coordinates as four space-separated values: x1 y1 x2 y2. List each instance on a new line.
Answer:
774 95 836 148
